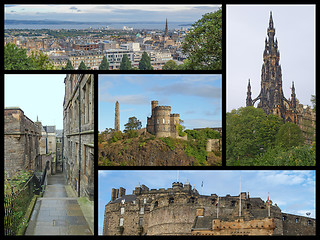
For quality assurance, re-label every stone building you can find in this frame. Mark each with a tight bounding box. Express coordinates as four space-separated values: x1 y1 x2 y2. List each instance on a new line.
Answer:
146 100 183 138
4 108 42 178
246 12 316 143
39 125 56 155
63 74 94 199
103 181 315 236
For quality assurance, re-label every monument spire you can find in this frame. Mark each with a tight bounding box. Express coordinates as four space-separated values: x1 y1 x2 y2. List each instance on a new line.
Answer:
115 101 119 131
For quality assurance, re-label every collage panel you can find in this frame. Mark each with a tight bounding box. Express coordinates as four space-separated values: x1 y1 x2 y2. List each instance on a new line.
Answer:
4 4 222 71
98 170 316 236
226 5 316 166
98 74 222 166
4 74 94 235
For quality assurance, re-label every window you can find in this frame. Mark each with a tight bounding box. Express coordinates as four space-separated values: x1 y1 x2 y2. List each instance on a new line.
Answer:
307 220 312 226
139 217 143 226
169 197 174 204
140 207 144 215
120 207 125 215
143 198 147 204
282 216 287 221
121 199 125 204
295 218 299 223
154 201 158 208
119 218 124 226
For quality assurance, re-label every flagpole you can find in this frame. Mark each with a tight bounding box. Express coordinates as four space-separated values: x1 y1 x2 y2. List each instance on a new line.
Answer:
267 192 270 217
239 175 241 217
217 196 219 219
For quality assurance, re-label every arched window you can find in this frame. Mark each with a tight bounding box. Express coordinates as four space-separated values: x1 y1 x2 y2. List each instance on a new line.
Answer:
169 197 174 204
154 201 158 208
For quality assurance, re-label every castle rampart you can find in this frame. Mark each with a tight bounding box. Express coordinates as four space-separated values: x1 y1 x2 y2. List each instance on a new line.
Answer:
103 181 315 235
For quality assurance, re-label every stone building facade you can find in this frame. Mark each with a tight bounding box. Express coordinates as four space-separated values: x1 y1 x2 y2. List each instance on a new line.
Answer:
246 12 315 143
63 74 94 199
4 108 42 178
146 100 182 138
103 181 315 236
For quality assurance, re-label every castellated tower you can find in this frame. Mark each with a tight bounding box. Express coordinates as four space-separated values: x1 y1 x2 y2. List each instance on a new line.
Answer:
115 101 120 131
147 100 180 138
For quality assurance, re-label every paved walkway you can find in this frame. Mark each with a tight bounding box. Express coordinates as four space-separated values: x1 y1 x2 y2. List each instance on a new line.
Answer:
25 173 92 235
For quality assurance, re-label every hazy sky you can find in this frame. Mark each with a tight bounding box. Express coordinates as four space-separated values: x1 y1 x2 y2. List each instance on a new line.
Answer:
5 74 65 129
5 4 221 23
98 170 316 235
98 74 222 132
227 5 315 112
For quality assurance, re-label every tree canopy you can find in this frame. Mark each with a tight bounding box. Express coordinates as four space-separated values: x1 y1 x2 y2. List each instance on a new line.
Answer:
4 43 56 70
119 54 132 70
138 51 153 70
99 56 109 70
226 106 314 166
182 8 222 70
78 61 88 70
124 117 142 132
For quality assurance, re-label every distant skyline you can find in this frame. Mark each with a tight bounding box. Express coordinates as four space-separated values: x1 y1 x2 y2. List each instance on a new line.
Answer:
98 170 316 235
98 74 222 132
227 5 315 112
5 4 221 25
5 75 65 129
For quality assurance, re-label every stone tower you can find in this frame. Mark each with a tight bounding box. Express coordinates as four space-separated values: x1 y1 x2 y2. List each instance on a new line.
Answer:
115 101 120 131
246 12 297 122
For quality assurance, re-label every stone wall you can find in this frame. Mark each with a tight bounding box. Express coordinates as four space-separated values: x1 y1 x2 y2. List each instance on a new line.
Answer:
4 108 41 177
281 213 316 235
63 74 94 199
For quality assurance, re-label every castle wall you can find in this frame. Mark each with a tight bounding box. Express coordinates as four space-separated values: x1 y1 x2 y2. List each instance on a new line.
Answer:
281 213 316 235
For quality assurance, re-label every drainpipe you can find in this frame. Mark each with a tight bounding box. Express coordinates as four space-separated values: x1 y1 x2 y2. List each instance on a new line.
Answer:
78 77 81 198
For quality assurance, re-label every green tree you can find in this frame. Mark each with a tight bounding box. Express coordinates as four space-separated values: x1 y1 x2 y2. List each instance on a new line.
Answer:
64 60 74 70
182 8 222 70
78 61 88 70
119 54 132 70
4 43 33 70
29 51 56 70
255 114 283 150
124 117 142 132
139 51 153 70
99 56 109 70
162 60 178 70
311 95 316 112
226 106 267 164
4 43 55 70
275 122 304 150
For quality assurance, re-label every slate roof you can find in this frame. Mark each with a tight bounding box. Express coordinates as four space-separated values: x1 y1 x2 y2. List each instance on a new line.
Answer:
110 194 137 204
192 216 213 230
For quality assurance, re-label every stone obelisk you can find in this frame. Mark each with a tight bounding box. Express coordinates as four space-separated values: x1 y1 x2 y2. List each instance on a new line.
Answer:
115 101 120 131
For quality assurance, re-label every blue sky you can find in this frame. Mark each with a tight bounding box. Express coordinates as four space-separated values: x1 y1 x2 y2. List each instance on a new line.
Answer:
98 74 222 132
98 170 316 235
5 74 65 129
227 5 315 112
5 4 221 24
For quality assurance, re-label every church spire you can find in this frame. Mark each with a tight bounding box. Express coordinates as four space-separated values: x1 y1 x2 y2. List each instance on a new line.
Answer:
165 18 168 37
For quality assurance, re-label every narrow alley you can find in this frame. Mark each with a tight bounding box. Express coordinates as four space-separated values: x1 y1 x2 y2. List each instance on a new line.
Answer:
25 173 93 235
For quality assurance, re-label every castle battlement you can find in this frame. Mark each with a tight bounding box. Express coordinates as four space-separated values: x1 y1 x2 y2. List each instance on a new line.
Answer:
104 180 316 236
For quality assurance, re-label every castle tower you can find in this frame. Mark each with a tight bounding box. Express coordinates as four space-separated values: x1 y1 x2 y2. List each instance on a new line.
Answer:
115 101 119 131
